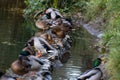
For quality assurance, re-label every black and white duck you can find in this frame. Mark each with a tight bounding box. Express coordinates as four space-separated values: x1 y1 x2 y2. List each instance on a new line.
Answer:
77 58 103 80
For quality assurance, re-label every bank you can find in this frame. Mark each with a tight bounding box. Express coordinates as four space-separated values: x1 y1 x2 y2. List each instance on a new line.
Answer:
71 0 120 80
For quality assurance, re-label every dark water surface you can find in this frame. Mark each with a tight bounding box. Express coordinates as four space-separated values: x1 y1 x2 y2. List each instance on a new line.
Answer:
52 28 96 80
0 11 33 72
0 6 35 72
0 0 97 79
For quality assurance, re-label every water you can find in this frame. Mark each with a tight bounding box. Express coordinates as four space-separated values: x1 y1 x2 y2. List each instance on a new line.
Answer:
0 0 97 79
0 2 35 72
52 28 96 80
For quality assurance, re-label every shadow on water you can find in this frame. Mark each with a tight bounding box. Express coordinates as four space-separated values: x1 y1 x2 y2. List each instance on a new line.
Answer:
0 0 98 79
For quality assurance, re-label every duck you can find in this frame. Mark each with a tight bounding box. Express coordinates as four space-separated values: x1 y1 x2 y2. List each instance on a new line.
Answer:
54 18 63 25
45 8 63 20
11 50 41 73
59 23 72 32
62 19 74 31
54 38 63 47
35 33 52 44
11 59 29 76
49 18 62 28
37 70 52 80
25 55 44 71
77 58 103 80
35 20 50 32
33 37 47 56
34 32 54 45
34 36 56 50
52 26 66 39
0 74 22 80
11 52 44 76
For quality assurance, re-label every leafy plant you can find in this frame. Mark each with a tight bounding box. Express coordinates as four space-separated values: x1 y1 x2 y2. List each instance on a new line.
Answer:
23 0 47 17
23 0 88 17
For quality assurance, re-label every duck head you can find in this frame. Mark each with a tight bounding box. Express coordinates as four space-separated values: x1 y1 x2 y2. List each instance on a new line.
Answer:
22 45 35 55
93 58 102 67
45 8 53 14
11 59 29 76
20 51 30 56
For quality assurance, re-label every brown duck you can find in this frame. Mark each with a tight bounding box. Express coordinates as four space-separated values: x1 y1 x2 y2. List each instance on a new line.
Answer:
35 20 50 32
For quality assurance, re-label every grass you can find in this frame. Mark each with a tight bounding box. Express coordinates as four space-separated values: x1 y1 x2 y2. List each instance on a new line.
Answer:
84 0 120 80
84 0 107 22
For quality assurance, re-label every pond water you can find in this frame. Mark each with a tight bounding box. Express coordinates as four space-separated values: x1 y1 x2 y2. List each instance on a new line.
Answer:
52 28 97 80
0 1 97 80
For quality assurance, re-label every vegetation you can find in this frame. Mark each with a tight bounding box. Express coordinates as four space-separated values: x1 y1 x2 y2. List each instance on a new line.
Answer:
84 0 107 22
84 0 120 80
23 0 88 17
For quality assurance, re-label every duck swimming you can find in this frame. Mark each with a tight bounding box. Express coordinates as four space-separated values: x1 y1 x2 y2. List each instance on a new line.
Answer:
77 58 103 80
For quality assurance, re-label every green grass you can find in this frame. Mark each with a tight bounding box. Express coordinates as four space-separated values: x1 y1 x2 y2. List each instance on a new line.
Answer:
84 0 107 22
83 0 120 79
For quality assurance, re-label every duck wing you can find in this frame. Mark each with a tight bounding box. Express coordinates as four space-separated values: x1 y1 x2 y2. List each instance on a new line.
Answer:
34 37 47 54
77 68 102 80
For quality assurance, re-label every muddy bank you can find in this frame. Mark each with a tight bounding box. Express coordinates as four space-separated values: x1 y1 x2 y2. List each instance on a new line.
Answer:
71 13 104 38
